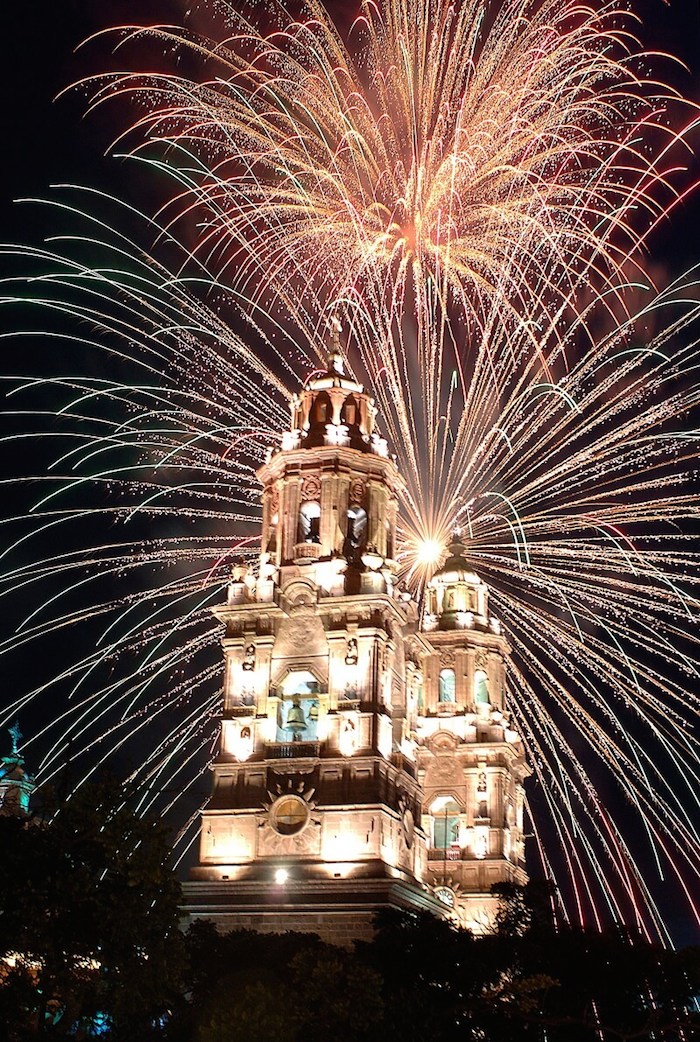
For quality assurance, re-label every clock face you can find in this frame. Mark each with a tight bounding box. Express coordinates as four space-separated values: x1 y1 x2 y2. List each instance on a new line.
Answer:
434 885 456 909
270 794 310 836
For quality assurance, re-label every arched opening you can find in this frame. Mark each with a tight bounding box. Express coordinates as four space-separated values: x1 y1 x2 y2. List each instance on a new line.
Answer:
430 795 461 850
298 500 321 543
343 505 367 563
275 670 322 742
340 394 358 426
310 392 331 426
439 668 456 703
474 669 490 706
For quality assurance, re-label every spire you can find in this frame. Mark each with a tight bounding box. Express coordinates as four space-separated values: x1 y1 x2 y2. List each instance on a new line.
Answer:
0 721 35 817
326 313 345 377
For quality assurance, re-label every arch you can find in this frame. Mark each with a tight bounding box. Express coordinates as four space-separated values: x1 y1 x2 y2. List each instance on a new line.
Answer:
298 500 321 543
439 668 456 703
340 394 359 426
385 519 394 561
474 668 490 705
266 511 279 554
275 669 322 742
309 391 332 426
343 505 367 562
430 795 461 849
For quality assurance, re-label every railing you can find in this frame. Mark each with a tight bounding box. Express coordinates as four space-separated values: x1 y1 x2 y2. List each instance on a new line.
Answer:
293 542 321 562
266 741 321 759
428 847 462 861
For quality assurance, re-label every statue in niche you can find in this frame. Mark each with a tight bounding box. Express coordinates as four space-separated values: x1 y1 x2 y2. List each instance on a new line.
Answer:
477 770 487 793
345 638 358 666
242 644 255 671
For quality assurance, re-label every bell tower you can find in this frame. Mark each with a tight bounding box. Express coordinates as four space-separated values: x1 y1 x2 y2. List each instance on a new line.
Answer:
412 534 530 931
184 334 442 943
183 331 530 942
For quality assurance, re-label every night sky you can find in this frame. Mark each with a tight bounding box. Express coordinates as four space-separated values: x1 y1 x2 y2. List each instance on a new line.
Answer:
1 0 700 945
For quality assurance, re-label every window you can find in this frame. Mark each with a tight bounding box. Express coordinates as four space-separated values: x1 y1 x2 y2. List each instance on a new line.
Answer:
431 796 460 849
343 505 367 562
275 670 321 742
340 395 358 425
439 668 456 703
298 500 321 543
270 795 309 835
474 669 490 705
310 392 331 425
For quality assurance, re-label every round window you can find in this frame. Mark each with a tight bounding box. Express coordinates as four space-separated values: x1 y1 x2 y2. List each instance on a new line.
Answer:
270 795 310 836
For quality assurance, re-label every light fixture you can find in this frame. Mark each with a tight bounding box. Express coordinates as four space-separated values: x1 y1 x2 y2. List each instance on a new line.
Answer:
273 867 289 885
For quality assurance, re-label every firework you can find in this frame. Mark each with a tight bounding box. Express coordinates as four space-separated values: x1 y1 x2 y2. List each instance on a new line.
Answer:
1 0 699 943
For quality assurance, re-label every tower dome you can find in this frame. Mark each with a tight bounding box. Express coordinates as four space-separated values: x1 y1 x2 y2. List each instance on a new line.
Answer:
424 532 491 631
284 319 385 456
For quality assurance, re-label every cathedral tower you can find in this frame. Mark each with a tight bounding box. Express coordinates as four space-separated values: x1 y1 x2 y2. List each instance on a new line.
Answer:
412 535 529 931
183 337 529 942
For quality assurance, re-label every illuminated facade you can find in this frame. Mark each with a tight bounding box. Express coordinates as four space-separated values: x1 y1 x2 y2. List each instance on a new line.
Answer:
183 340 529 942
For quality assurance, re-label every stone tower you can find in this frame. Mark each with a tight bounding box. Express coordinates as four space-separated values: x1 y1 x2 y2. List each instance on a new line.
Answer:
183 339 528 942
412 535 529 931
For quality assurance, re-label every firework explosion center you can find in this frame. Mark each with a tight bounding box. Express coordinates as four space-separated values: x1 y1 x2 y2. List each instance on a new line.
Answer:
182 342 530 943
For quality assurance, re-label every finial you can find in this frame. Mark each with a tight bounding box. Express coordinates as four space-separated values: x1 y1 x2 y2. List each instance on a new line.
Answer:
8 721 22 756
326 313 345 376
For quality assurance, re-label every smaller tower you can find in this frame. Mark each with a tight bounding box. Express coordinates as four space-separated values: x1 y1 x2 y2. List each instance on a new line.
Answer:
0 723 35 817
413 534 530 932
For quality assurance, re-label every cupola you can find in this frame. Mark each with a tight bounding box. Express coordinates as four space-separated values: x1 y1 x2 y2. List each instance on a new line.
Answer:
423 533 494 631
281 319 388 457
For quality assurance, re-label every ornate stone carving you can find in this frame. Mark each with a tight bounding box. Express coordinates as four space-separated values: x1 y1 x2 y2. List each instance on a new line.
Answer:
349 478 365 505
301 475 322 502
474 650 488 670
258 779 321 855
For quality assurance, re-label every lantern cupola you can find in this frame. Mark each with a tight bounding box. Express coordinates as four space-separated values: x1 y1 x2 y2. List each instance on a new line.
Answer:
423 532 494 632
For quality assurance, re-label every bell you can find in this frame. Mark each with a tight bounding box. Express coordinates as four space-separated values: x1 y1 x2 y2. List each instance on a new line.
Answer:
285 698 307 740
309 700 319 721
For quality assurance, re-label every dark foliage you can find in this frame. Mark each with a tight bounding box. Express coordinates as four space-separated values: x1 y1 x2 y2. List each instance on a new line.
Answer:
182 886 700 1042
0 780 184 1041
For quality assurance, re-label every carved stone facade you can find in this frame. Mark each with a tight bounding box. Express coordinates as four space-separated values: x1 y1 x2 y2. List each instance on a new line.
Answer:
183 346 529 941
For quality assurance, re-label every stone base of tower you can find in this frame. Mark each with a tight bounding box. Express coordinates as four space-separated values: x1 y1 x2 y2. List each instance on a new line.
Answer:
181 876 447 947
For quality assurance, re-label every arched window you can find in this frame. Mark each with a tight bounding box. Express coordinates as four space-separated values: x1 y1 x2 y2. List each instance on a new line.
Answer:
310 392 331 426
298 501 321 543
343 505 367 562
275 670 321 742
340 394 358 426
439 668 456 703
474 669 490 705
431 796 460 849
